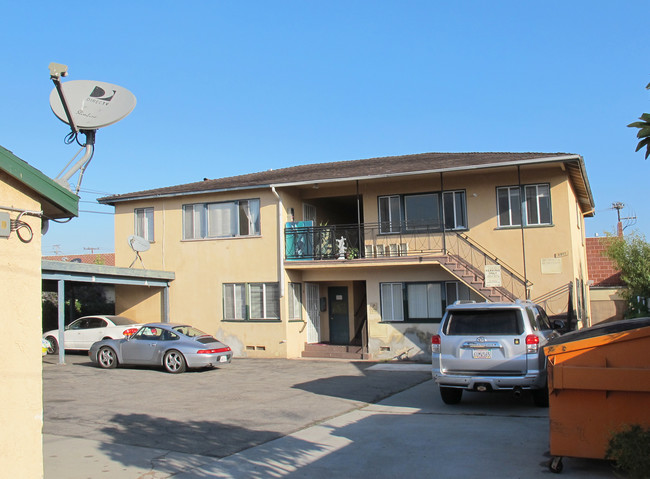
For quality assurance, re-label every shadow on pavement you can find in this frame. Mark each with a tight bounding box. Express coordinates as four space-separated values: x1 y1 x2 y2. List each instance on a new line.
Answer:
292 366 431 403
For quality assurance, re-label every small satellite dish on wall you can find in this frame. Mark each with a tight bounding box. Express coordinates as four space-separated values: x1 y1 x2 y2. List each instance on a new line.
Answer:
49 80 136 130
128 235 150 252
127 235 149 269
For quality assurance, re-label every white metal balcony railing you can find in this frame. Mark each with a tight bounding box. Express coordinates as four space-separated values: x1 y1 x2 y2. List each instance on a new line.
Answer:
284 222 531 300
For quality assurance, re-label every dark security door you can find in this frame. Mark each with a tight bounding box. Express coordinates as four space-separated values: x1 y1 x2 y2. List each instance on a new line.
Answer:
328 287 349 345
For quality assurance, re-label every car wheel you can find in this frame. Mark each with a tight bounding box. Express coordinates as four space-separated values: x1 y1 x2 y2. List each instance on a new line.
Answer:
440 387 463 405
533 383 549 407
164 350 186 374
97 346 118 369
46 336 58 355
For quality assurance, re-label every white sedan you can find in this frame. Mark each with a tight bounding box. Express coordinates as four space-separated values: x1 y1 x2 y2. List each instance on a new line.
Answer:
43 315 140 354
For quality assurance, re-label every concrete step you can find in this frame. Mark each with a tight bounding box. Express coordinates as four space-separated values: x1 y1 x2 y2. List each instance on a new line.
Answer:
302 343 367 360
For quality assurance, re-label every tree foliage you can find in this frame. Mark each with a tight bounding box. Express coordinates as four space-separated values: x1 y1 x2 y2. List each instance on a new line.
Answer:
605 232 650 316
628 82 650 160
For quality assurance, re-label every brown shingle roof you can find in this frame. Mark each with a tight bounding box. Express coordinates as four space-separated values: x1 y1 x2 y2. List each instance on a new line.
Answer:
98 151 590 207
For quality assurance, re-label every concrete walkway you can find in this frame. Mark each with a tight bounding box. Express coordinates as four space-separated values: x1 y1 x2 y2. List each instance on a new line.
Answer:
44 362 616 478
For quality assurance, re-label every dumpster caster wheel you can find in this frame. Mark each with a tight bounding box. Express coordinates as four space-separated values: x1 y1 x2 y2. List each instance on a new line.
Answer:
550 456 563 474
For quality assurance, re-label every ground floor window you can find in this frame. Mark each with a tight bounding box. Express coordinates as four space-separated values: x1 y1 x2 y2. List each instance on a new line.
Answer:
288 283 302 320
380 281 470 322
223 282 280 320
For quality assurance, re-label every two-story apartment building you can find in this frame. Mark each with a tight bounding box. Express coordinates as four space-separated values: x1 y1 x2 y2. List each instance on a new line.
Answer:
99 152 594 361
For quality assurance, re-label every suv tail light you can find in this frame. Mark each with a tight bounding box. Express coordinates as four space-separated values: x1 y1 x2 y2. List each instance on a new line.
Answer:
525 334 539 353
431 334 441 354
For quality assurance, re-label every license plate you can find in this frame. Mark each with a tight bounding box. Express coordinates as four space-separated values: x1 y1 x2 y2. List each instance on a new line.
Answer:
472 349 491 359
219 355 228 363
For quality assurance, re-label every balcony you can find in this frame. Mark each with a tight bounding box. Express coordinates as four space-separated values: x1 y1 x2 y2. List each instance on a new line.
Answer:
285 222 446 261
285 221 531 301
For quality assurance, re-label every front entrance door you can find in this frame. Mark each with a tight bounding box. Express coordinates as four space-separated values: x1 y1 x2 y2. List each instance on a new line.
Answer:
328 286 349 345
305 283 321 343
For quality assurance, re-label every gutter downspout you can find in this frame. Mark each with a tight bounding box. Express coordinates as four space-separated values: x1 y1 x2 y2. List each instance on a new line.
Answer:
517 165 529 299
271 187 285 297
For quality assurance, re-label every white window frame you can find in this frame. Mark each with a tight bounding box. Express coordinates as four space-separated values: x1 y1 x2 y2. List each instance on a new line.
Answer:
497 184 551 228
249 283 280 320
183 199 260 240
223 283 246 320
380 283 404 321
524 184 551 226
134 207 154 242
442 190 467 230
288 283 303 320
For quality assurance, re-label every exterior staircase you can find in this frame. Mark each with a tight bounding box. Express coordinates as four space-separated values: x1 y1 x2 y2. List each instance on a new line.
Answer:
436 254 518 302
301 343 370 360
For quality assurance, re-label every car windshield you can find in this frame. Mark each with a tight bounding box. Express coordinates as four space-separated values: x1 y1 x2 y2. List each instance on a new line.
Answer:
110 316 137 325
173 325 209 338
444 309 524 335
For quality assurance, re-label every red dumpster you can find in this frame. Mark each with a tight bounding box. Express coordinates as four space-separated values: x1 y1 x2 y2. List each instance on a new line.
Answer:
543 317 650 473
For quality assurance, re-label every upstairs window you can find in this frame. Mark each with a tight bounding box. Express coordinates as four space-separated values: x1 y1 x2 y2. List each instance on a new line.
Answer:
183 199 260 240
134 207 154 242
497 184 551 227
378 191 466 234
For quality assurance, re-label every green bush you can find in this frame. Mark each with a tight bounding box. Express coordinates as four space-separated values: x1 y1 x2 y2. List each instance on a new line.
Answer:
606 424 650 478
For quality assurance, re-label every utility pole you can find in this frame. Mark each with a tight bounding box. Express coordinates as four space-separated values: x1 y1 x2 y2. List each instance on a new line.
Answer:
84 247 100 254
612 202 637 236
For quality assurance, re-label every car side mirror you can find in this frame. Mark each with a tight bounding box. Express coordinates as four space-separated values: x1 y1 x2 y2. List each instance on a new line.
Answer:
553 320 565 330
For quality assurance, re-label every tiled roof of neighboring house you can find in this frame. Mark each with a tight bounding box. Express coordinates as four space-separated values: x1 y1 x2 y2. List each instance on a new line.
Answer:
586 237 624 287
42 253 115 267
98 151 594 215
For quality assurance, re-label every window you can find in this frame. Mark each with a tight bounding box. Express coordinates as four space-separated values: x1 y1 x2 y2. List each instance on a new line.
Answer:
183 199 260 240
250 283 280 319
381 281 458 321
380 283 404 321
135 207 154 241
224 283 246 320
379 191 466 234
379 196 401 233
524 184 551 226
288 283 302 320
223 282 280 320
443 191 467 230
497 184 551 227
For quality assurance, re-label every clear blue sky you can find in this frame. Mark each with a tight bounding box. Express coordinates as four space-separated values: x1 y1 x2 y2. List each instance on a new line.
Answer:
2 1 648 255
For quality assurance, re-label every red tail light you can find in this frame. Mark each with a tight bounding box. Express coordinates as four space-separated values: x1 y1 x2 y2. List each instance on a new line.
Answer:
525 334 539 353
431 334 441 354
197 347 231 354
122 328 139 337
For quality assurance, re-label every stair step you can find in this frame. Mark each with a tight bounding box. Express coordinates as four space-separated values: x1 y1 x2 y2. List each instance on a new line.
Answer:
302 343 366 360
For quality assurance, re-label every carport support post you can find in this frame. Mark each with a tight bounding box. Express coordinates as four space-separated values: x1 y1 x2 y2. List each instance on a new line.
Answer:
57 279 66 364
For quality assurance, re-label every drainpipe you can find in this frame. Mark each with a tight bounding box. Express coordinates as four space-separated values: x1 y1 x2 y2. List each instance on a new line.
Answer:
517 165 529 298
271 187 285 297
440 172 446 254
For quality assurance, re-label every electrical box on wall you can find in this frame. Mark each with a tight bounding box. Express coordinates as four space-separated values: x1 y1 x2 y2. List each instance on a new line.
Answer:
0 212 10 237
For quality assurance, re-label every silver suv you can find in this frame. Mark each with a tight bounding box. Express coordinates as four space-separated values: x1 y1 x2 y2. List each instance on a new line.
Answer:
431 300 563 407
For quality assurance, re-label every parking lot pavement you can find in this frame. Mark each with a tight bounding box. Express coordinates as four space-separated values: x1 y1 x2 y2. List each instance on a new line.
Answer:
43 356 616 478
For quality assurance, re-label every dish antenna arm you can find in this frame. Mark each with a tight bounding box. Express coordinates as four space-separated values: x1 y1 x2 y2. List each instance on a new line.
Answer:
49 63 78 135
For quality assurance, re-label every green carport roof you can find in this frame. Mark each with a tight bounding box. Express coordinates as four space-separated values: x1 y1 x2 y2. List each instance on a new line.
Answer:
0 145 78 218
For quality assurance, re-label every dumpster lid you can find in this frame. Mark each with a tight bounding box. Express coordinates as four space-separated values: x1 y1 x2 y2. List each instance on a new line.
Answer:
546 317 650 347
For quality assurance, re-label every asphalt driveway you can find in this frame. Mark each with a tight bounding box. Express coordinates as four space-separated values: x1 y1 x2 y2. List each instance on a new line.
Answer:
43 355 616 478
43 354 430 459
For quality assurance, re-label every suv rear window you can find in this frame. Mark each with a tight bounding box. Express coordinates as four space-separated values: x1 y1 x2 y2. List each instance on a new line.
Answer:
443 310 524 336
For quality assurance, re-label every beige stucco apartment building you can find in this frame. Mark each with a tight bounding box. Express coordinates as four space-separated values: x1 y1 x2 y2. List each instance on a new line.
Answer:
100 152 594 361
1 146 78 478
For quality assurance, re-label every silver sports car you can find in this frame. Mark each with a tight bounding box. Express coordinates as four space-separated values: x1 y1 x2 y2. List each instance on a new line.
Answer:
89 323 232 373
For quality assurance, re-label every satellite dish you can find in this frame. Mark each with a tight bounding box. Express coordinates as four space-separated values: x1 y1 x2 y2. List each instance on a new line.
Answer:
49 80 136 130
127 235 150 252
127 235 149 269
